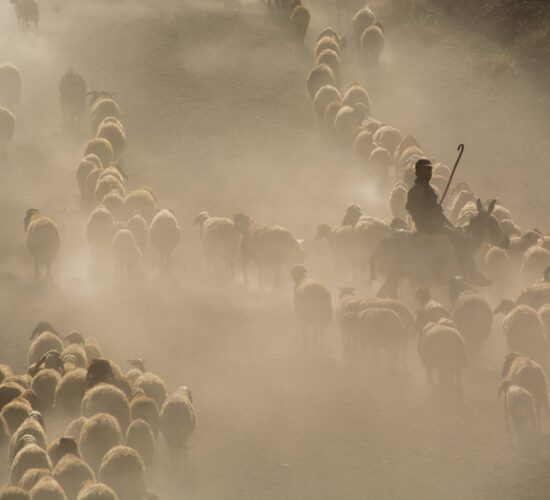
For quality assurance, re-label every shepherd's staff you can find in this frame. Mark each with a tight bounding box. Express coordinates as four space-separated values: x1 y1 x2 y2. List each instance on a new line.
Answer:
439 143 465 205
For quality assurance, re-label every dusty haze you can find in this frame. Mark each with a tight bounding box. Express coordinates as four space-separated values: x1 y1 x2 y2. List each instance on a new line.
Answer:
1 0 550 498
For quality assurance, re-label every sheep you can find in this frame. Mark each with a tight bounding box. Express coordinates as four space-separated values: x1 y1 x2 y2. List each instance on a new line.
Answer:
47 436 80 467
449 279 493 352
76 483 119 500
123 189 158 223
291 265 332 348
84 139 113 168
62 344 87 369
11 442 52 485
501 352 549 424
29 477 68 500
360 26 384 68
98 446 146 500
316 49 340 81
160 387 196 466
372 126 403 155
125 419 155 465
367 146 392 185
0 63 22 108
79 413 124 473
193 212 240 278
351 6 375 41
353 214 392 280
18 468 51 490
1 399 32 433
65 417 87 441
125 359 145 386
521 245 550 287
500 219 522 238
4 374 31 389
353 129 374 163
9 413 47 461
0 382 24 411
126 213 148 253
28 332 64 367
0 106 16 160
313 84 341 118
130 392 159 437
97 120 126 160
322 100 341 129
342 83 371 111
133 373 167 409
53 454 95 500
85 206 116 259
10 0 39 31
54 369 86 415
76 157 102 198
355 307 406 368
315 36 341 59
101 192 124 222
149 209 181 275
89 93 121 133
494 300 548 367
483 246 510 291
95 175 125 205
24 209 60 279
111 228 141 280
233 213 304 289
334 104 367 145
418 321 467 394
389 183 408 220
305 64 336 99
315 223 358 277
316 27 344 47
0 487 30 500
289 3 310 41
59 70 87 127
31 369 62 411
84 167 103 203
81 384 130 432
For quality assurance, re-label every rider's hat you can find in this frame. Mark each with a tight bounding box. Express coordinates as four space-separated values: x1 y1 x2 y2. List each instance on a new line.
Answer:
415 158 432 175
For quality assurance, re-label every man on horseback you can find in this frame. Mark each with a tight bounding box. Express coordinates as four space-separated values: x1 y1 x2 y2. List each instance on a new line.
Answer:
406 159 491 286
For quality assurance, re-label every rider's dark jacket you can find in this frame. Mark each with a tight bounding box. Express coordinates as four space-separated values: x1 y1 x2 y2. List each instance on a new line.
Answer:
406 179 447 233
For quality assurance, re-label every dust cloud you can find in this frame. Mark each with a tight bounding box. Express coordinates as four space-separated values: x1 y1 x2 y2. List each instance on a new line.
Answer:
1 0 550 499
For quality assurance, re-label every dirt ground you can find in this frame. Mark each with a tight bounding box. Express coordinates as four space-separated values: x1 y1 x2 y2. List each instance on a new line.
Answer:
1 0 550 498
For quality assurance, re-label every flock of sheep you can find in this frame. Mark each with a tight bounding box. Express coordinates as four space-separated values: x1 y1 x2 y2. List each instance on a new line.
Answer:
2 0 550 497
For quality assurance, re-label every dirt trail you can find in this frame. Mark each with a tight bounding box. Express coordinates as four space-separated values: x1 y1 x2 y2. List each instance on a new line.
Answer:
1 0 550 499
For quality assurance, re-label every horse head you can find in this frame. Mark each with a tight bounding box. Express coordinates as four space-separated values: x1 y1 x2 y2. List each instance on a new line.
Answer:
465 199 510 251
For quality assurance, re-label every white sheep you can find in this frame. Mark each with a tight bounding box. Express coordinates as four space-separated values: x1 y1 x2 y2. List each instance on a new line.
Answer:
193 212 240 278
101 191 125 222
124 188 158 223
233 213 304 289
86 206 116 258
159 387 196 467
316 49 340 81
54 368 87 416
149 209 181 275
0 382 24 412
76 156 102 198
81 383 130 432
79 413 124 473
31 368 61 411
0 398 31 434
89 92 121 133
315 36 341 59
59 69 87 127
389 182 408 221
84 138 114 167
342 83 371 111
0 106 16 160
306 64 336 99
133 372 167 409
97 118 126 160
95 175 125 204
353 129 374 163
501 352 549 423
351 6 375 41
29 477 68 500
76 482 119 500
494 300 548 367
291 265 332 348
24 209 60 278
18 468 52 491
372 126 403 155
10 442 52 485
417 321 467 395
498 379 538 434
28 331 64 366
52 454 95 500
334 104 367 145
112 228 141 280
98 446 146 500
360 26 385 68
289 3 310 41
130 392 159 438
126 419 155 465
521 244 550 287
313 84 341 118
0 63 22 108
126 212 149 252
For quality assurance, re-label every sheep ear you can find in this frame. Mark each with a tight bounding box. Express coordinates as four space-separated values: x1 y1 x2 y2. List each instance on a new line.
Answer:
476 198 483 213
487 199 497 214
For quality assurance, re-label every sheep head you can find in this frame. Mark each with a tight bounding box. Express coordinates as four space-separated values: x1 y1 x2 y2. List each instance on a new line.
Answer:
64 330 85 345
24 208 40 232
342 204 362 226
233 213 251 233
494 299 515 315
338 287 356 298
54 436 79 464
86 358 114 389
193 212 210 227
501 351 521 378
30 321 59 340
315 224 332 240
127 358 146 372
291 264 307 283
